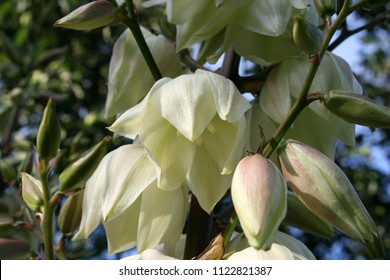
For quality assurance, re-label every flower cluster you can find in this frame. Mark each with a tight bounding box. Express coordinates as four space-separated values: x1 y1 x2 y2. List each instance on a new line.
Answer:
51 0 387 260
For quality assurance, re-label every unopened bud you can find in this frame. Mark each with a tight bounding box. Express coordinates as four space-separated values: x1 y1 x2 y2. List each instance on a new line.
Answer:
0 238 30 260
284 191 334 238
59 136 111 193
322 90 390 128
293 16 323 55
54 0 118 31
278 140 383 258
36 99 61 160
231 153 287 250
58 190 84 234
0 159 16 182
21 172 43 212
314 0 337 19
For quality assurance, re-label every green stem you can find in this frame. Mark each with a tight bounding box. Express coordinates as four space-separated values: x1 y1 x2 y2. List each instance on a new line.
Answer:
224 0 355 244
39 159 54 260
328 16 389 51
120 0 163 81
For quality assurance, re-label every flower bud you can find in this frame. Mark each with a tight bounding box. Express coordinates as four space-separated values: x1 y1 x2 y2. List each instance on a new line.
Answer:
54 0 118 30
58 190 84 234
231 153 287 250
314 0 337 19
36 98 61 160
293 16 323 55
0 238 30 260
59 136 111 193
21 172 43 212
0 159 16 182
284 191 334 238
278 140 383 258
322 90 390 128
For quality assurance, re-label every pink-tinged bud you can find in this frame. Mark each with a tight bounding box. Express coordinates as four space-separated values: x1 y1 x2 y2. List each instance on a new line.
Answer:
21 172 43 212
278 140 384 258
231 153 287 250
58 190 84 234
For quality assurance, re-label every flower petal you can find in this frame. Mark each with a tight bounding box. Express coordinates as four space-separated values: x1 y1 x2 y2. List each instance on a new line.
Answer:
108 78 171 139
73 150 112 239
202 116 246 174
227 243 296 260
187 144 231 213
240 0 293 36
106 29 181 117
141 110 197 190
274 231 316 260
103 197 141 254
150 73 216 141
101 145 157 221
199 69 251 122
137 182 188 253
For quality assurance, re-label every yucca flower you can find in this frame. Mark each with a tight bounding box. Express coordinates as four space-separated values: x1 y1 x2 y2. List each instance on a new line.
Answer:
74 145 188 255
109 69 251 212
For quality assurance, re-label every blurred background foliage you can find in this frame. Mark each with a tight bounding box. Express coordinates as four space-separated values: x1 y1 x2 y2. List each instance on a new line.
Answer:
0 0 389 259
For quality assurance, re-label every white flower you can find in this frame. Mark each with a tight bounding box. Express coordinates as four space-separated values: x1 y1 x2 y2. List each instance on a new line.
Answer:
106 28 182 117
226 231 315 260
109 69 251 212
166 0 318 66
74 145 188 255
250 52 363 158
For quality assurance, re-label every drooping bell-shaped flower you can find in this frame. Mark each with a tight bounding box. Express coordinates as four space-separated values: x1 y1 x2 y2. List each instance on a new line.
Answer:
105 28 182 117
163 0 318 66
74 144 187 255
256 52 363 158
109 69 251 213
231 153 287 250
226 231 315 260
278 139 383 258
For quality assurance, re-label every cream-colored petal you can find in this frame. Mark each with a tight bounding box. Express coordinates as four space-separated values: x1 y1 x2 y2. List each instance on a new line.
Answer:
73 150 113 239
141 110 196 190
103 197 141 254
137 182 188 252
187 144 231 213
199 69 251 122
240 0 293 36
101 145 157 221
105 29 181 117
274 231 316 260
108 78 171 139
227 244 296 260
202 116 246 174
150 73 216 141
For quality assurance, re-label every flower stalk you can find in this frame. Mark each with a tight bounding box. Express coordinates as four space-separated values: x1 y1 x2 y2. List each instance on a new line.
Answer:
38 159 54 260
119 0 163 81
261 0 353 158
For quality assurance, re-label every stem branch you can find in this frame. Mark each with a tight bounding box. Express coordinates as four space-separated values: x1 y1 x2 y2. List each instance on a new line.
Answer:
119 0 163 81
39 159 54 260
